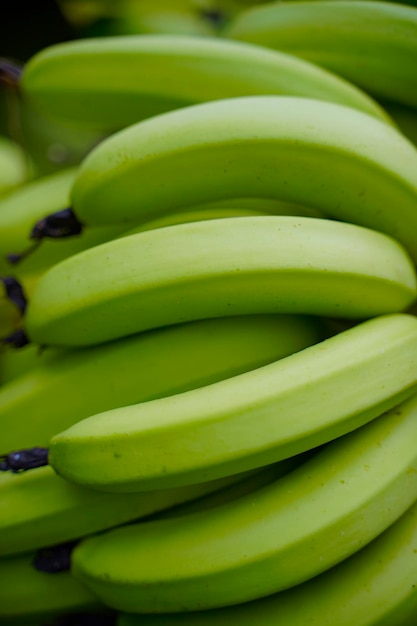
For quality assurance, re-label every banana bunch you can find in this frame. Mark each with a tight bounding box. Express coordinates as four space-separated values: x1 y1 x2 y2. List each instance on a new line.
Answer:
2 4 417 624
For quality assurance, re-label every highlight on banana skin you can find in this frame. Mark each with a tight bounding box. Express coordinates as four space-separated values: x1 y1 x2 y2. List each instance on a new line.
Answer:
1 1 417 624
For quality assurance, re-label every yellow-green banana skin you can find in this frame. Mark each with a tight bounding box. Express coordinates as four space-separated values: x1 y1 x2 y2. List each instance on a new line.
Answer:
0 465 262 558
0 551 100 620
68 96 417 262
0 314 323 452
117 495 417 625
49 313 417 492
226 0 417 108
24 216 417 348
0 135 29 198
71 394 417 612
19 33 388 131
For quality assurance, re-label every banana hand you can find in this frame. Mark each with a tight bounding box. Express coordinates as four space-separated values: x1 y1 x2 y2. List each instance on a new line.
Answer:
71 392 417 612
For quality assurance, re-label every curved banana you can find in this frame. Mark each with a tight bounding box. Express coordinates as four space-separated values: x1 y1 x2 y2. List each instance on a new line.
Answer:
0 464 265 558
117 490 417 625
23 215 417 348
0 313 324 452
71 393 417 612
17 33 388 132
51 96 417 262
0 551 100 621
226 0 417 108
0 166 126 277
48 313 417 492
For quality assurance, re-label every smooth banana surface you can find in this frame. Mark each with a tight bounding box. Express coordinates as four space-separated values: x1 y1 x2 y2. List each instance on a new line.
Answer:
71 395 417 612
49 313 417 492
18 33 388 131
24 215 417 348
0 465 262 558
66 96 417 261
0 551 100 620
122 200 323 237
0 135 29 197
156 454 310 520
0 314 323 452
117 493 417 625
226 0 417 108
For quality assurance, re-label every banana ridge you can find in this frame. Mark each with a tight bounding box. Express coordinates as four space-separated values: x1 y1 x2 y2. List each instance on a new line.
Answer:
117 489 417 625
48 313 417 492
23 215 417 347
70 393 417 612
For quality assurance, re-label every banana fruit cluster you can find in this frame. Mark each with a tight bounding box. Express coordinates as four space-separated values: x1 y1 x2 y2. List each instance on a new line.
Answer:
2 2 417 624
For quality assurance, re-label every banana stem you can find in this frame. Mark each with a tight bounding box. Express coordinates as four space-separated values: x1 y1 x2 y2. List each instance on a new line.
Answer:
0 446 49 471
32 541 78 573
0 58 22 89
1 276 28 314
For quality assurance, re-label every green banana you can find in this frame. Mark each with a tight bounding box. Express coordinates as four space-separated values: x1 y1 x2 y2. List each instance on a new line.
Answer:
48 313 417 492
0 551 101 621
226 0 417 108
0 464 265 558
0 313 324 452
117 488 417 625
0 166 126 277
16 33 388 132
0 135 29 197
71 393 417 612
23 215 417 348
42 96 417 262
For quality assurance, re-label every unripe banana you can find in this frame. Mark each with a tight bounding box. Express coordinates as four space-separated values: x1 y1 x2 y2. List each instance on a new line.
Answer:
56 96 417 262
23 216 417 348
48 313 417 492
117 492 417 625
0 314 324 452
17 34 388 131
226 0 417 108
0 463 270 558
0 551 101 621
71 393 417 612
